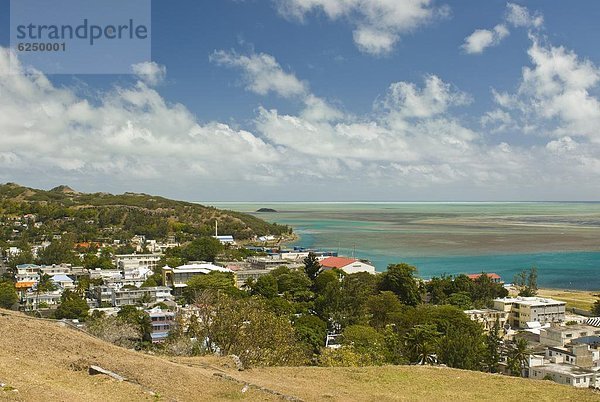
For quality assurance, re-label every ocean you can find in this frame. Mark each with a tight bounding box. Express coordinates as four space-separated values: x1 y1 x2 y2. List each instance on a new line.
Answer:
207 202 600 290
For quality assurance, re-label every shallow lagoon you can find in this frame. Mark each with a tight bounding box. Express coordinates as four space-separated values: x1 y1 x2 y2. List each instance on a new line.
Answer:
208 202 600 290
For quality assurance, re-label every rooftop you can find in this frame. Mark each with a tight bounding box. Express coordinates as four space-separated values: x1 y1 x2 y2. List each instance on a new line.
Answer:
320 256 358 269
494 296 566 306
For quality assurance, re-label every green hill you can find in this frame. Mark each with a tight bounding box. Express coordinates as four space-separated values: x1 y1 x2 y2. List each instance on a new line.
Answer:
0 183 291 243
0 310 597 401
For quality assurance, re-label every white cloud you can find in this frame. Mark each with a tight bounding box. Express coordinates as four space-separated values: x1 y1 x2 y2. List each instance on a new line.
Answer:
210 50 307 98
4 47 600 200
492 37 600 141
462 3 542 55
131 62 167 86
462 24 509 54
506 2 544 28
275 0 449 56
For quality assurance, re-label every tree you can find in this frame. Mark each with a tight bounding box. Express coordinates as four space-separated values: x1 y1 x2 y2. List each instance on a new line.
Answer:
514 267 538 297
403 324 440 365
0 282 18 309
378 263 421 306
367 291 404 329
37 239 79 265
294 314 327 354
55 290 89 320
117 305 152 344
303 252 321 281
507 337 529 377
184 271 239 303
341 325 388 365
209 295 309 367
484 319 502 373
592 297 600 316
251 274 278 299
446 291 473 310
182 237 223 262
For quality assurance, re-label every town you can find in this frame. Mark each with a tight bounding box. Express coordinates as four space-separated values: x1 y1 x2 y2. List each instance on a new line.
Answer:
1 202 600 392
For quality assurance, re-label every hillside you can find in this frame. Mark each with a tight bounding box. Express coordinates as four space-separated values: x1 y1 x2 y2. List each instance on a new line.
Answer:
0 183 291 242
0 311 598 402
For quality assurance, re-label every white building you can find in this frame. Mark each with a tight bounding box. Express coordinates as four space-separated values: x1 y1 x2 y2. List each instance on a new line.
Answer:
319 256 376 275
540 325 600 347
493 296 566 329
529 344 600 388
162 262 232 292
114 253 162 272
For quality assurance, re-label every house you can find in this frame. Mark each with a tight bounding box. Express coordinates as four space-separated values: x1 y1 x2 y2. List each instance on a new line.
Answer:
213 235 235 245
464 308 510 333
98 286 173 307
233 268 272 288
493 296 566 329
50 274 75 290
114 253 162 272
146 307 175 343
529 343 600 388
466 272 503 283
15 264 41 283
540 325 600 347
89 268 123 281
319 257 376 275
22 290 63 310
162 263 232 293
247 256 303 270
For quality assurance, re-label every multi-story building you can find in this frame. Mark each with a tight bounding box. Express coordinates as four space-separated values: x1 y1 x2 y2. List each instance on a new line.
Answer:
540 325 600 347
146 307 176 343
93 286 172 307
493 297 566 329
114 253 162 272
529 343 600 388
464 308 510 333
162 262 232 293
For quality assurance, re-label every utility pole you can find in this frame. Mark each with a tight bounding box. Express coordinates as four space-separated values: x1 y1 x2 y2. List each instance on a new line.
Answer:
215 220 218 237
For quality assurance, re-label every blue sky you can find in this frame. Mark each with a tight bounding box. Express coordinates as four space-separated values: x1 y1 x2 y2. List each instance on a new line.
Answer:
2 1 600 201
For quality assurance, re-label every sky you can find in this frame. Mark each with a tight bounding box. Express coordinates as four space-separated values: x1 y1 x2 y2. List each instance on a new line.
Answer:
1 0 600 201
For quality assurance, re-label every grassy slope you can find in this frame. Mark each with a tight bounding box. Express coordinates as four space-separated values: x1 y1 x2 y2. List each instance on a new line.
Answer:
0 311 598 402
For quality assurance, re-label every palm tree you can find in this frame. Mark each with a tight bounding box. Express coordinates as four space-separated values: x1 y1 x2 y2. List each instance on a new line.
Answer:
404 324 440 365
507 337 529 377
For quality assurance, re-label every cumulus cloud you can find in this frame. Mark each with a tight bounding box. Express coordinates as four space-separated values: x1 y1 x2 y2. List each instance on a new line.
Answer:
131 61 167 86
275 0 449 56
506 2 544 28
210 50 307 98
4 46 600 200
462 24 509 54
489 37 600 141
462 3 542 55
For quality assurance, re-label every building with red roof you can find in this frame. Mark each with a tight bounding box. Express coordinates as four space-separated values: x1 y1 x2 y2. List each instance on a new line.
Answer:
466 272 503 283
319 256 376 274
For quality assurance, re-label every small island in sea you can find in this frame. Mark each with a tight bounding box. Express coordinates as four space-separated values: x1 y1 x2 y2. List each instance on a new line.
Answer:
256 208 278 213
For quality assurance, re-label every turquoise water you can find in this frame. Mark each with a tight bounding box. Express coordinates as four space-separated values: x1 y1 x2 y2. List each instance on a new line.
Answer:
208 202 600 290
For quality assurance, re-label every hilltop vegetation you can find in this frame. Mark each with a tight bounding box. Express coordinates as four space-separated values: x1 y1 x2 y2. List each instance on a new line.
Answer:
0 183 291 244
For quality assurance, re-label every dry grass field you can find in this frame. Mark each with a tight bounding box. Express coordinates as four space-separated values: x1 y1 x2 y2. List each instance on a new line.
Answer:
1 310 599 402
536 288 599 311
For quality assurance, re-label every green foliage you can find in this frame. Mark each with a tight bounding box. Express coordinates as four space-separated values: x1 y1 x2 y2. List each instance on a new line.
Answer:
367 291 404 329
403 324 440 365
117 305 152 344
506 338 529 377
592 298 600 316
184 271 239 303
378 263 421 306
303 252 321 281
0 282 18 309
514 267 538 297
446 291 473 310
484 320 502 373
37 239 80 266
181 237 224 263
55 290 89 320
294 314 328 354
251 275 278 298
341 325 388 365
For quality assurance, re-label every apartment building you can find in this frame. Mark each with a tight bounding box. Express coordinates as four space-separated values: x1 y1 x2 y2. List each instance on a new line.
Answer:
493 296 566 328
